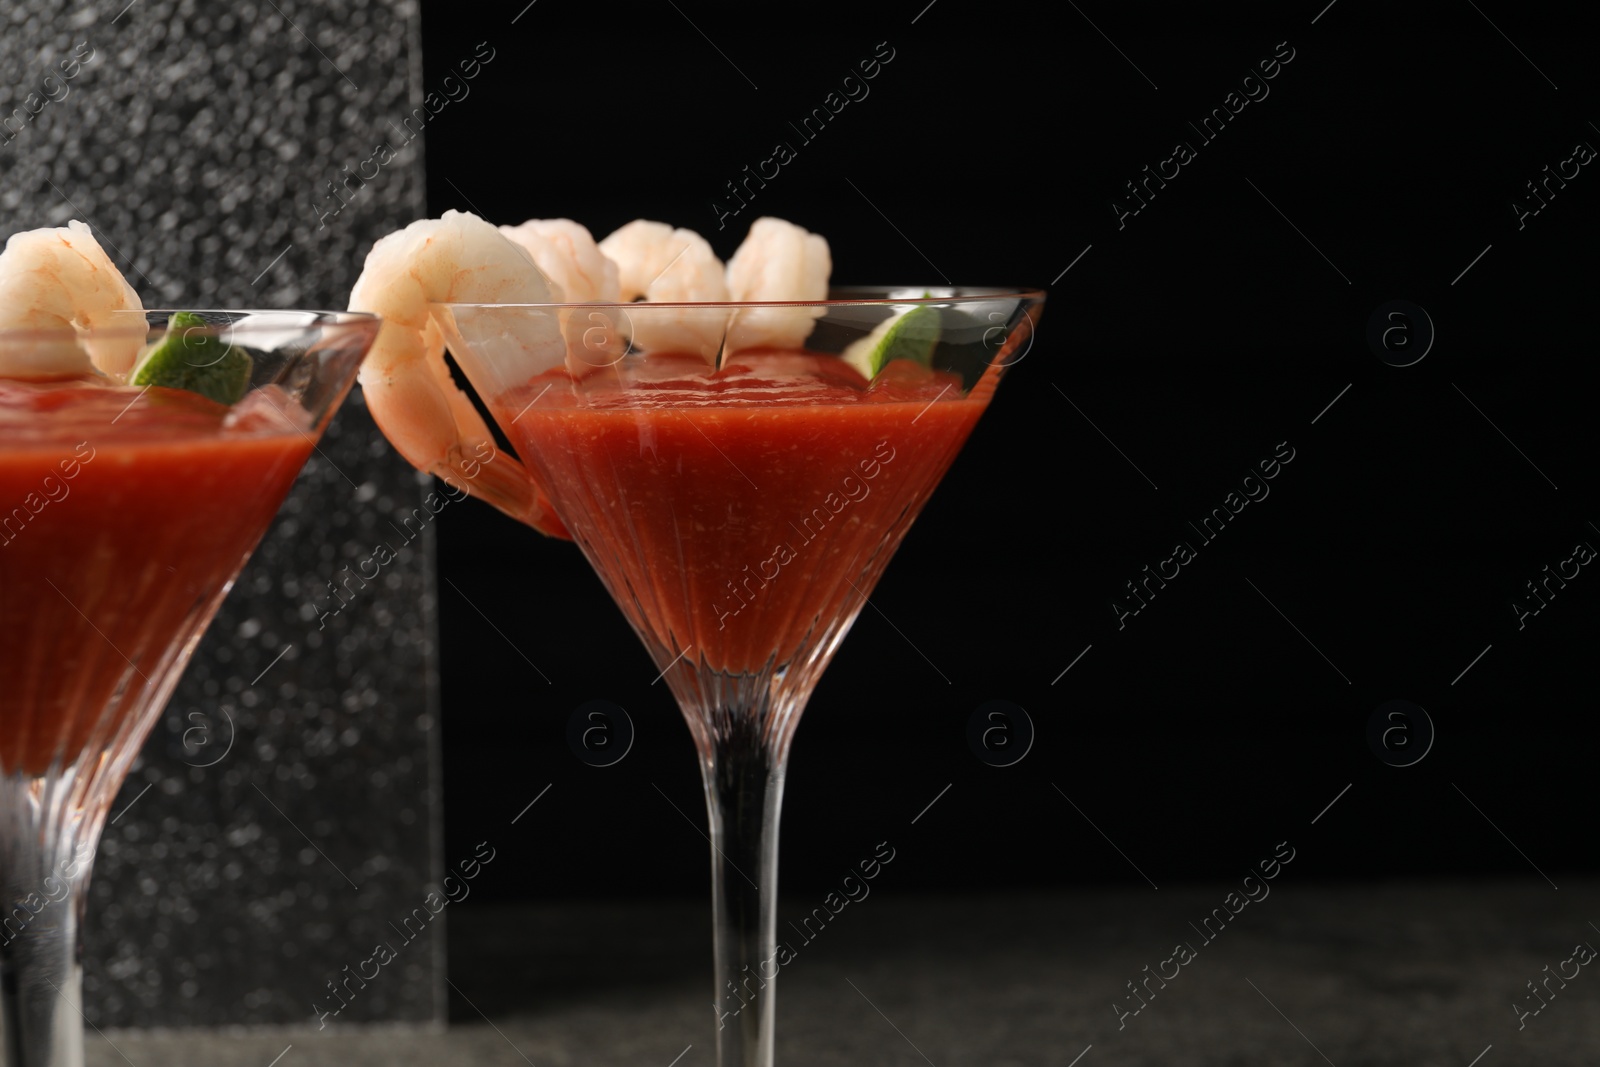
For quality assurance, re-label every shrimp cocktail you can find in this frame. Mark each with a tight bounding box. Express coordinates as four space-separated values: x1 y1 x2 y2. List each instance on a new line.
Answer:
348 209 1042 1066
0 222 378 1066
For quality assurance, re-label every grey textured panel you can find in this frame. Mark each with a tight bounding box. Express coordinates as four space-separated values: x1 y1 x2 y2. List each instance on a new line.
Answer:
1 0 442 1029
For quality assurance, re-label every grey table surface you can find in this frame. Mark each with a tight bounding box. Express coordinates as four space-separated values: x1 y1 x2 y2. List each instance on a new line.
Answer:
89 879 1598 1066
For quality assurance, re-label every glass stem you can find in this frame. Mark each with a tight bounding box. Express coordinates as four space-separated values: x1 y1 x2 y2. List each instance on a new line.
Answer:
699 706 787 1067
0 777 95 1067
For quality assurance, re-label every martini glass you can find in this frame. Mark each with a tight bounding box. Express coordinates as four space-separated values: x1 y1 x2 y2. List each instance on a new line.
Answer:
0 310 378 1067
435 289 1041 1067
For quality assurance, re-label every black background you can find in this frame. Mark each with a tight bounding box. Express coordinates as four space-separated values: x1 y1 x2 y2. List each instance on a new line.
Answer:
420 0 1598 902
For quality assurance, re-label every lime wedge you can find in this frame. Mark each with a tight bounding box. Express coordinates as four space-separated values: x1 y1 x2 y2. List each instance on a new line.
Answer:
130 312 253 405
841 303 941 380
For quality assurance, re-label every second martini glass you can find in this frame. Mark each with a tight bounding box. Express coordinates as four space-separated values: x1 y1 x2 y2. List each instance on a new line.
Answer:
0 311 377 1067
438 290 1042 1067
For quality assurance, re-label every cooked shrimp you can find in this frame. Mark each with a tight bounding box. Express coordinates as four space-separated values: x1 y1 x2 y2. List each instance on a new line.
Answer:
724 217 830 352
499 218 620 303
500 218 630 373
0 221 143 380
598 219 730 362
348 209 569 535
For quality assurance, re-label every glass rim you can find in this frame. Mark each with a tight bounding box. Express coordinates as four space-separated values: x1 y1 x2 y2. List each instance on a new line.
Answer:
0 309 381 343
435 285 1047 312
